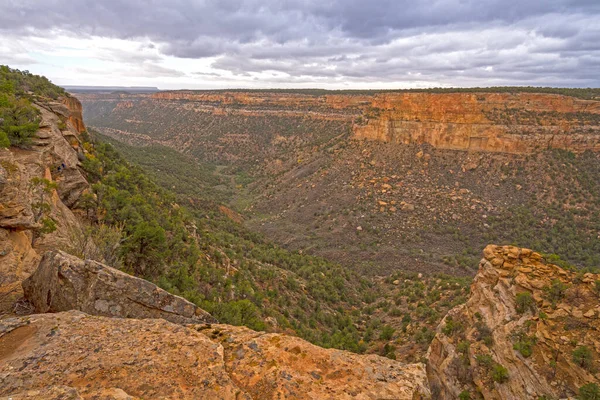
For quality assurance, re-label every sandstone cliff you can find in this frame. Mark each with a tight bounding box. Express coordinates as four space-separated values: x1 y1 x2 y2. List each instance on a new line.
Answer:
0 96 88 312
354 92 600 154
427 245 600 399
78 90 600 154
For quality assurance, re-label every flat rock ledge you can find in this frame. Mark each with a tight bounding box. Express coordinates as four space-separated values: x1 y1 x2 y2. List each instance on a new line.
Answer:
0 311 430 399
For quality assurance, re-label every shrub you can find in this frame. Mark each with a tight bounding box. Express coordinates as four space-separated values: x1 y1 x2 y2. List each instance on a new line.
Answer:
442 315 464 336
457 340 471 357
515 291 536 314
578 383 600 400
459 390 471 400
513 333 537 358
572 346 595 370
544 279 569 308
0 131 9 147
379 325 395 340
29 177 58 244
0 97 40 147
474 321 493 346
492 364 509 383
476 354 494 369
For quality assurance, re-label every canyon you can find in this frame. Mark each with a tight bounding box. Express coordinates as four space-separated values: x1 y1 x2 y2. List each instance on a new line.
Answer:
2 69 600 399
78 89 600 276
79 89 600 155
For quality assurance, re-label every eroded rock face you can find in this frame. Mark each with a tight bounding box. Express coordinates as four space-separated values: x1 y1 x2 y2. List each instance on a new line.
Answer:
0 100 90 313
22 251 216 325
78 91 600 155
427 245 600 399
354 92 600 154
0 311 430 400
47 96 87 134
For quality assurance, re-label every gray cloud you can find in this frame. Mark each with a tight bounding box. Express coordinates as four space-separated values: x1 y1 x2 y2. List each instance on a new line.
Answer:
1 0 599 86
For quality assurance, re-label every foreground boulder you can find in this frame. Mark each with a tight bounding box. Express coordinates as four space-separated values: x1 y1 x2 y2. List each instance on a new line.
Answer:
22 251 216 324
0 311 430 399
427 245 600 399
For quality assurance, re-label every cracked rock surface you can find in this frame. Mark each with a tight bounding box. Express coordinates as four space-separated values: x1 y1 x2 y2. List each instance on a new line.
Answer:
0 311 430 399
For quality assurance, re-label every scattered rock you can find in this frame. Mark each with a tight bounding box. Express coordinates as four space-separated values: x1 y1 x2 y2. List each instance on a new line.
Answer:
401 202 415 211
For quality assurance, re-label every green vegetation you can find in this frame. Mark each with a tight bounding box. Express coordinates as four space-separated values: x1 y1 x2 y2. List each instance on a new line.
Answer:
379 324 395 340
442 315 464 336
29 177 58 245
93 133 228 203
476 354 495 369
79 132 412 353
492 364 509 383
476 354 509 383
474 321 493 346
486 149 600 271
544 280 569 308
459 390 472 400
579 383 600 400
572 346 595 370
95 129 475 361
515 291 536 314
0 65 65 99
512 330 537 358
0 66 66 148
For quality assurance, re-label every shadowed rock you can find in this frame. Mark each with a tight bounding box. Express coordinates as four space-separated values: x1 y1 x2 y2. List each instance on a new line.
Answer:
22 251 216 324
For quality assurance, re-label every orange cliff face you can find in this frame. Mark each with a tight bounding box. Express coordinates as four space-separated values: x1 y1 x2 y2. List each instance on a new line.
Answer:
77 90 600 154
62 96 87 133
354 92 600 153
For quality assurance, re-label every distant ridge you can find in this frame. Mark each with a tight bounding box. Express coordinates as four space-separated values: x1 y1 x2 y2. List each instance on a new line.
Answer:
64 85 159 93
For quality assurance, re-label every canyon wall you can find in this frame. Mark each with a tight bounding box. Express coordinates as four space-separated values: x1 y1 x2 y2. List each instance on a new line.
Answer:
0 97 89 312
354 92 600 153
77 90 600 154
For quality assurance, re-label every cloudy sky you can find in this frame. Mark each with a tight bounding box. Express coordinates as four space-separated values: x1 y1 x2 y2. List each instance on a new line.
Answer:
1 0 599 89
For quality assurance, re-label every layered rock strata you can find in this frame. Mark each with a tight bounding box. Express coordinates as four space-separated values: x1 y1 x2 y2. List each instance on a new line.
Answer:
427 245 600 399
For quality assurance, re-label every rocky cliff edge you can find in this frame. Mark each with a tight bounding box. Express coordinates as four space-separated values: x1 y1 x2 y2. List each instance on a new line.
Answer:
427 245 600 399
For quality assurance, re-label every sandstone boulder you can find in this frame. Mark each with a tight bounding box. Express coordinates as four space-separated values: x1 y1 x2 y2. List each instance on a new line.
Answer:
22 251 216 325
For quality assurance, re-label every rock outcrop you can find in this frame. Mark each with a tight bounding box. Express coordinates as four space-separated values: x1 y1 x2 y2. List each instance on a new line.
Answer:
427 245 600 399
0 311 430 399
0 96 89 312
22 251 216 324
47 96 87 134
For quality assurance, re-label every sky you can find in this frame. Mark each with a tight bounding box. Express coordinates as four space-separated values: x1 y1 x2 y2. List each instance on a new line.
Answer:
1 0 599 90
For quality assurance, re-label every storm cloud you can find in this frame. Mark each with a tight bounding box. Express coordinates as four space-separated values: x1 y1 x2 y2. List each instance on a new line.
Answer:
0 0 598 88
